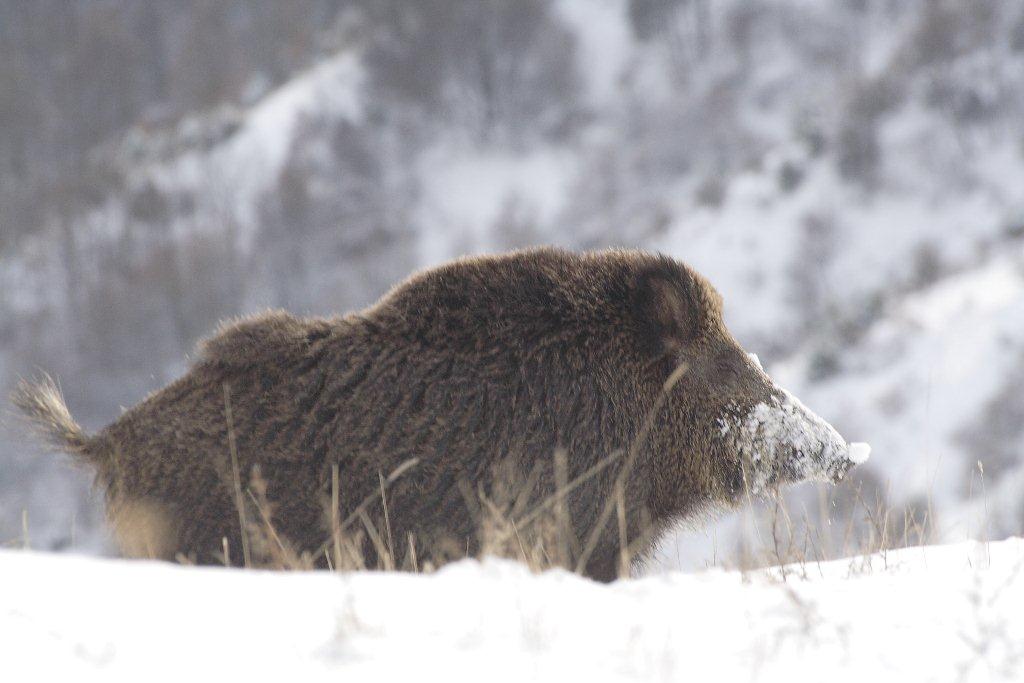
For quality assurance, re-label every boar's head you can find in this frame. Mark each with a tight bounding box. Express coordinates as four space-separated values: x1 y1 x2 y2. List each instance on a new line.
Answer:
629 256 869 518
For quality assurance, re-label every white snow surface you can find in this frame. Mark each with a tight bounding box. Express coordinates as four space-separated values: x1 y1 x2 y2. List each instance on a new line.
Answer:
3 540 1023 682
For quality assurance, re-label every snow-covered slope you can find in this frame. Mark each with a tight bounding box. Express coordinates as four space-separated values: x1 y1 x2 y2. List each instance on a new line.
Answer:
3 540 1023 682
2 0 1024 560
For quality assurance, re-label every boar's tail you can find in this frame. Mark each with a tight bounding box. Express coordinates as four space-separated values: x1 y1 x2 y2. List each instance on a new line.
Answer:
11 376 106 466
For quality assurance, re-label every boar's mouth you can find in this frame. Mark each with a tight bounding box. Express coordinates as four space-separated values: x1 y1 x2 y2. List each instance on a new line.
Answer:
718 389 870 495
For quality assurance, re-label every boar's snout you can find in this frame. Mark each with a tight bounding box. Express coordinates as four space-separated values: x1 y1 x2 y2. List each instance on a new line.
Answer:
716 355 869 494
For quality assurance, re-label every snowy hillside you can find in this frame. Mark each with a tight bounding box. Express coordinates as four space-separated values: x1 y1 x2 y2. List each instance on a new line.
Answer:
2 0 1024 564
3 539 1023 681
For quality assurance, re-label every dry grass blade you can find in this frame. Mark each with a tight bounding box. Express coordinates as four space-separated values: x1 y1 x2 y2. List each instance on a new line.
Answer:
341 458 419 531
356 508 393 571
406 532 419 572
331 463 342 570
222 382 252 568
312 457 419 564
246 487 306 569
575 362 689 574
553 447 572 568
511 449 622 532
378 470 396 563
22 510 30 550
616 481 629 579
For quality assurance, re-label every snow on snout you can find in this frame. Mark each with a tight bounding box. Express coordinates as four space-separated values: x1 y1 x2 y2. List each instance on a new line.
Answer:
848 442 872 464
719 387 869 492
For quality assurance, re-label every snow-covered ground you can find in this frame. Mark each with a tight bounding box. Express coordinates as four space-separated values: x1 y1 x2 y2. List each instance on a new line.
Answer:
3 539 1023 682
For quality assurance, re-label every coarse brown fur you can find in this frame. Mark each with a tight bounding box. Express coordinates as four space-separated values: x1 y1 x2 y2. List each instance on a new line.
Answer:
13 247 782 581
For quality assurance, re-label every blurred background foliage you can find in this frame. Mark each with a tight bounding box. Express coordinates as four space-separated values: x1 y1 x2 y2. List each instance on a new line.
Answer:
2 0 1023 568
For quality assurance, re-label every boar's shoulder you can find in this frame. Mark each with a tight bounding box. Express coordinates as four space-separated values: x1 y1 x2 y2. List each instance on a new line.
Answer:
194 310 333 370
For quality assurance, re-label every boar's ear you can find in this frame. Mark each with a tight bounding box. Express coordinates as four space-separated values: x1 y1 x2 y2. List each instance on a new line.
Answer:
634 266 696 366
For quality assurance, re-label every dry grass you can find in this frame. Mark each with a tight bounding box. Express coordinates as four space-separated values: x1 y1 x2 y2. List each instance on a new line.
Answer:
206 368 696 579
212 453 582 576
726 476 936 581
107 373 996 581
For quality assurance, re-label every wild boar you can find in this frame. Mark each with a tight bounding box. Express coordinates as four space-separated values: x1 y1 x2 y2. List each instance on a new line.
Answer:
13 247 868 580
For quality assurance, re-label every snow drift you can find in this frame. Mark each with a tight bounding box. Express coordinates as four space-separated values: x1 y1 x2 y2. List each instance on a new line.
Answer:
2 540 1022 682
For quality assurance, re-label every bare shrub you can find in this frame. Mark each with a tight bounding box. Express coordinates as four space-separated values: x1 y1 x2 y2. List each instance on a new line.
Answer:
694 176 726 208
361 0 582 146
627 0 687 43
956 354 1024 491
731 464 934 576
1013 11 1024 53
